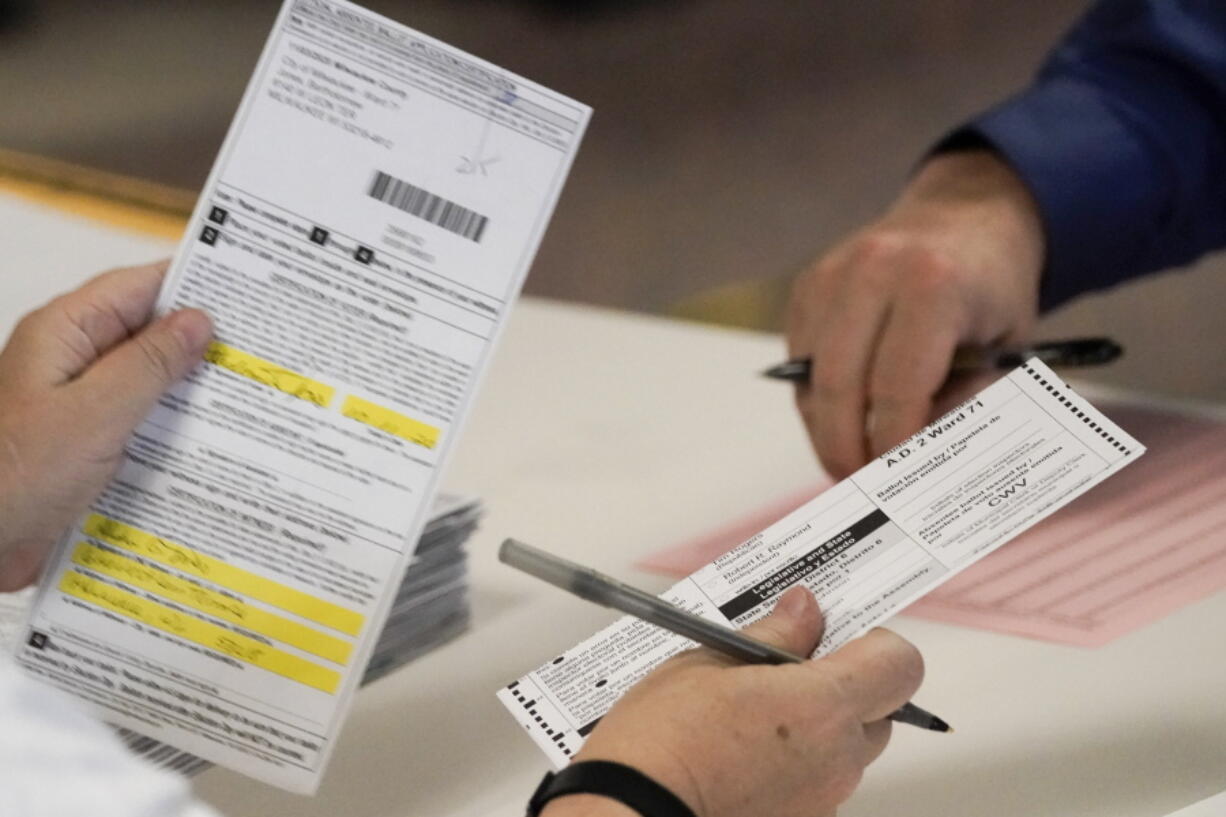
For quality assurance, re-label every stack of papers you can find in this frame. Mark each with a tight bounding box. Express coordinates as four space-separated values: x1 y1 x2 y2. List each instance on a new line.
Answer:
1 493 481 776
361 493 482 684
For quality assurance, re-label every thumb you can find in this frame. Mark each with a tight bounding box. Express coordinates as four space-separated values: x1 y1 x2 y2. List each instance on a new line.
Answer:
72 308 213 432
740 585 825 658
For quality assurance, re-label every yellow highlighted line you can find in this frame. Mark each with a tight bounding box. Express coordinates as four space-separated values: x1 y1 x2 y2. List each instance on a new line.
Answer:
72 542 352 665
204 341 335 408
342 394 441 450
60 571 340 694
83 514 363 637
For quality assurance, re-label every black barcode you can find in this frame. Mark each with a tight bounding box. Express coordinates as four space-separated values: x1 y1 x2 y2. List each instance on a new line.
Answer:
368 171 489 243
118 728 211 777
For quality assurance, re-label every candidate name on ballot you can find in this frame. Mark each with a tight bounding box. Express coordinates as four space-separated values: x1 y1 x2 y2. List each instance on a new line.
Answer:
499 360 1144 766
14 0 589 793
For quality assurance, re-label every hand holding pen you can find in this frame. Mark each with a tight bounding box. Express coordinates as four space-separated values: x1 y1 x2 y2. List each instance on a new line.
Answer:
501 538 944 729
783 149 1052 481
503 539 934 817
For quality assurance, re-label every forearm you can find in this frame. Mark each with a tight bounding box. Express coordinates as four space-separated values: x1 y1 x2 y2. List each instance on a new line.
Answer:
945 0 1226 308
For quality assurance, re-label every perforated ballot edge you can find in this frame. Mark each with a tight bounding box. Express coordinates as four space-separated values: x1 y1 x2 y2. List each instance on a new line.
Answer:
498 359 1145 766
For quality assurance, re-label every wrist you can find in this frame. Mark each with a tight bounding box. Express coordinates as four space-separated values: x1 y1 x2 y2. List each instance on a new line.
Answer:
540 793 639 817
888 149 1045 326
901 150 1045 270
576 738 704 816
531 757 702 817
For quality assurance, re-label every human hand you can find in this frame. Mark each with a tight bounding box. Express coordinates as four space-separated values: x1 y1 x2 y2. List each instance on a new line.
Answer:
0 261 212 591
541 586 924 817
787 148 1045 478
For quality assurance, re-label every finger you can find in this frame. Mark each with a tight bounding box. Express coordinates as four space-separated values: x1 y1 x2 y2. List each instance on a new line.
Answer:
0 543 46 593
860 718 893 766
822 628 924 722
864 281 963 457
69 308 213 433
0 261 169 387
738 585 826 658
797 263 893 478
784 242 856 359
929 369 1000 419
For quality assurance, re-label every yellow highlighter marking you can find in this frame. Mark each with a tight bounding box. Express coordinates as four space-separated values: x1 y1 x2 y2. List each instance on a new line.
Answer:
342 394 441 450
72 542 352 665
204 341 335 407
60 571 340 693
83 514 364 637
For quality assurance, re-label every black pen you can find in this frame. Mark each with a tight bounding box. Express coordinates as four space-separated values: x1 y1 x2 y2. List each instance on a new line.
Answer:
763 336 1122 383
500 538 951 733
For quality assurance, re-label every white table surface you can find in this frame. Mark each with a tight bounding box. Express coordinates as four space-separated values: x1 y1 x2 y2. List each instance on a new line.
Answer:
3 193 1225 817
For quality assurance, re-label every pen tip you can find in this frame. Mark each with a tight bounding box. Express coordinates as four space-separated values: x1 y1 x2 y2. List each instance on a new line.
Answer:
932 718 952 733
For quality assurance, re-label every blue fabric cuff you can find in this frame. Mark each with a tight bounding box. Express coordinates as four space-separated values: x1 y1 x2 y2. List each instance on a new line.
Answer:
938 78 1166 311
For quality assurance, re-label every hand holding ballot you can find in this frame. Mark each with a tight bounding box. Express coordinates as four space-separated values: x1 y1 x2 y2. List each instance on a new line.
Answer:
789 1 1226 479
544 586 923 817
0 261 212 591
0 269 926 817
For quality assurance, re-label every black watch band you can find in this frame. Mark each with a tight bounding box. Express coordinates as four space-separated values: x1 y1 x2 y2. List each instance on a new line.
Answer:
526 760 698 817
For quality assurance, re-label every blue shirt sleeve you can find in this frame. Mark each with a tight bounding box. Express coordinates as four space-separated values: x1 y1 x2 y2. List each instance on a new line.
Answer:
940 0 1226 310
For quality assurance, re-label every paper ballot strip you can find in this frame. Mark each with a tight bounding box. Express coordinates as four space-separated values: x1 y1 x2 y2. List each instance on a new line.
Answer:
645 401 1226 647
498 361 1143 766
16 0 588 793
635 483 831 577
904 402 1226 646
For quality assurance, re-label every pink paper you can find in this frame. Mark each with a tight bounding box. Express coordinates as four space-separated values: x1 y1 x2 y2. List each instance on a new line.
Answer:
638 403 1226 647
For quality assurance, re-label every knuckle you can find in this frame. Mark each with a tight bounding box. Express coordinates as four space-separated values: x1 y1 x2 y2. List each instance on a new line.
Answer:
899 640 926 687
879 632 925 689
134 333 179 385
848 232 904 267
807 257 844 291
11 298 66 347
901 249 959 297
11 308 44 340
746 619 790 650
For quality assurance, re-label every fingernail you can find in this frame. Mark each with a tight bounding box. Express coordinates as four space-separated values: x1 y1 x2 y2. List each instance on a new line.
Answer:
169 309 214 355
776 585 812 620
